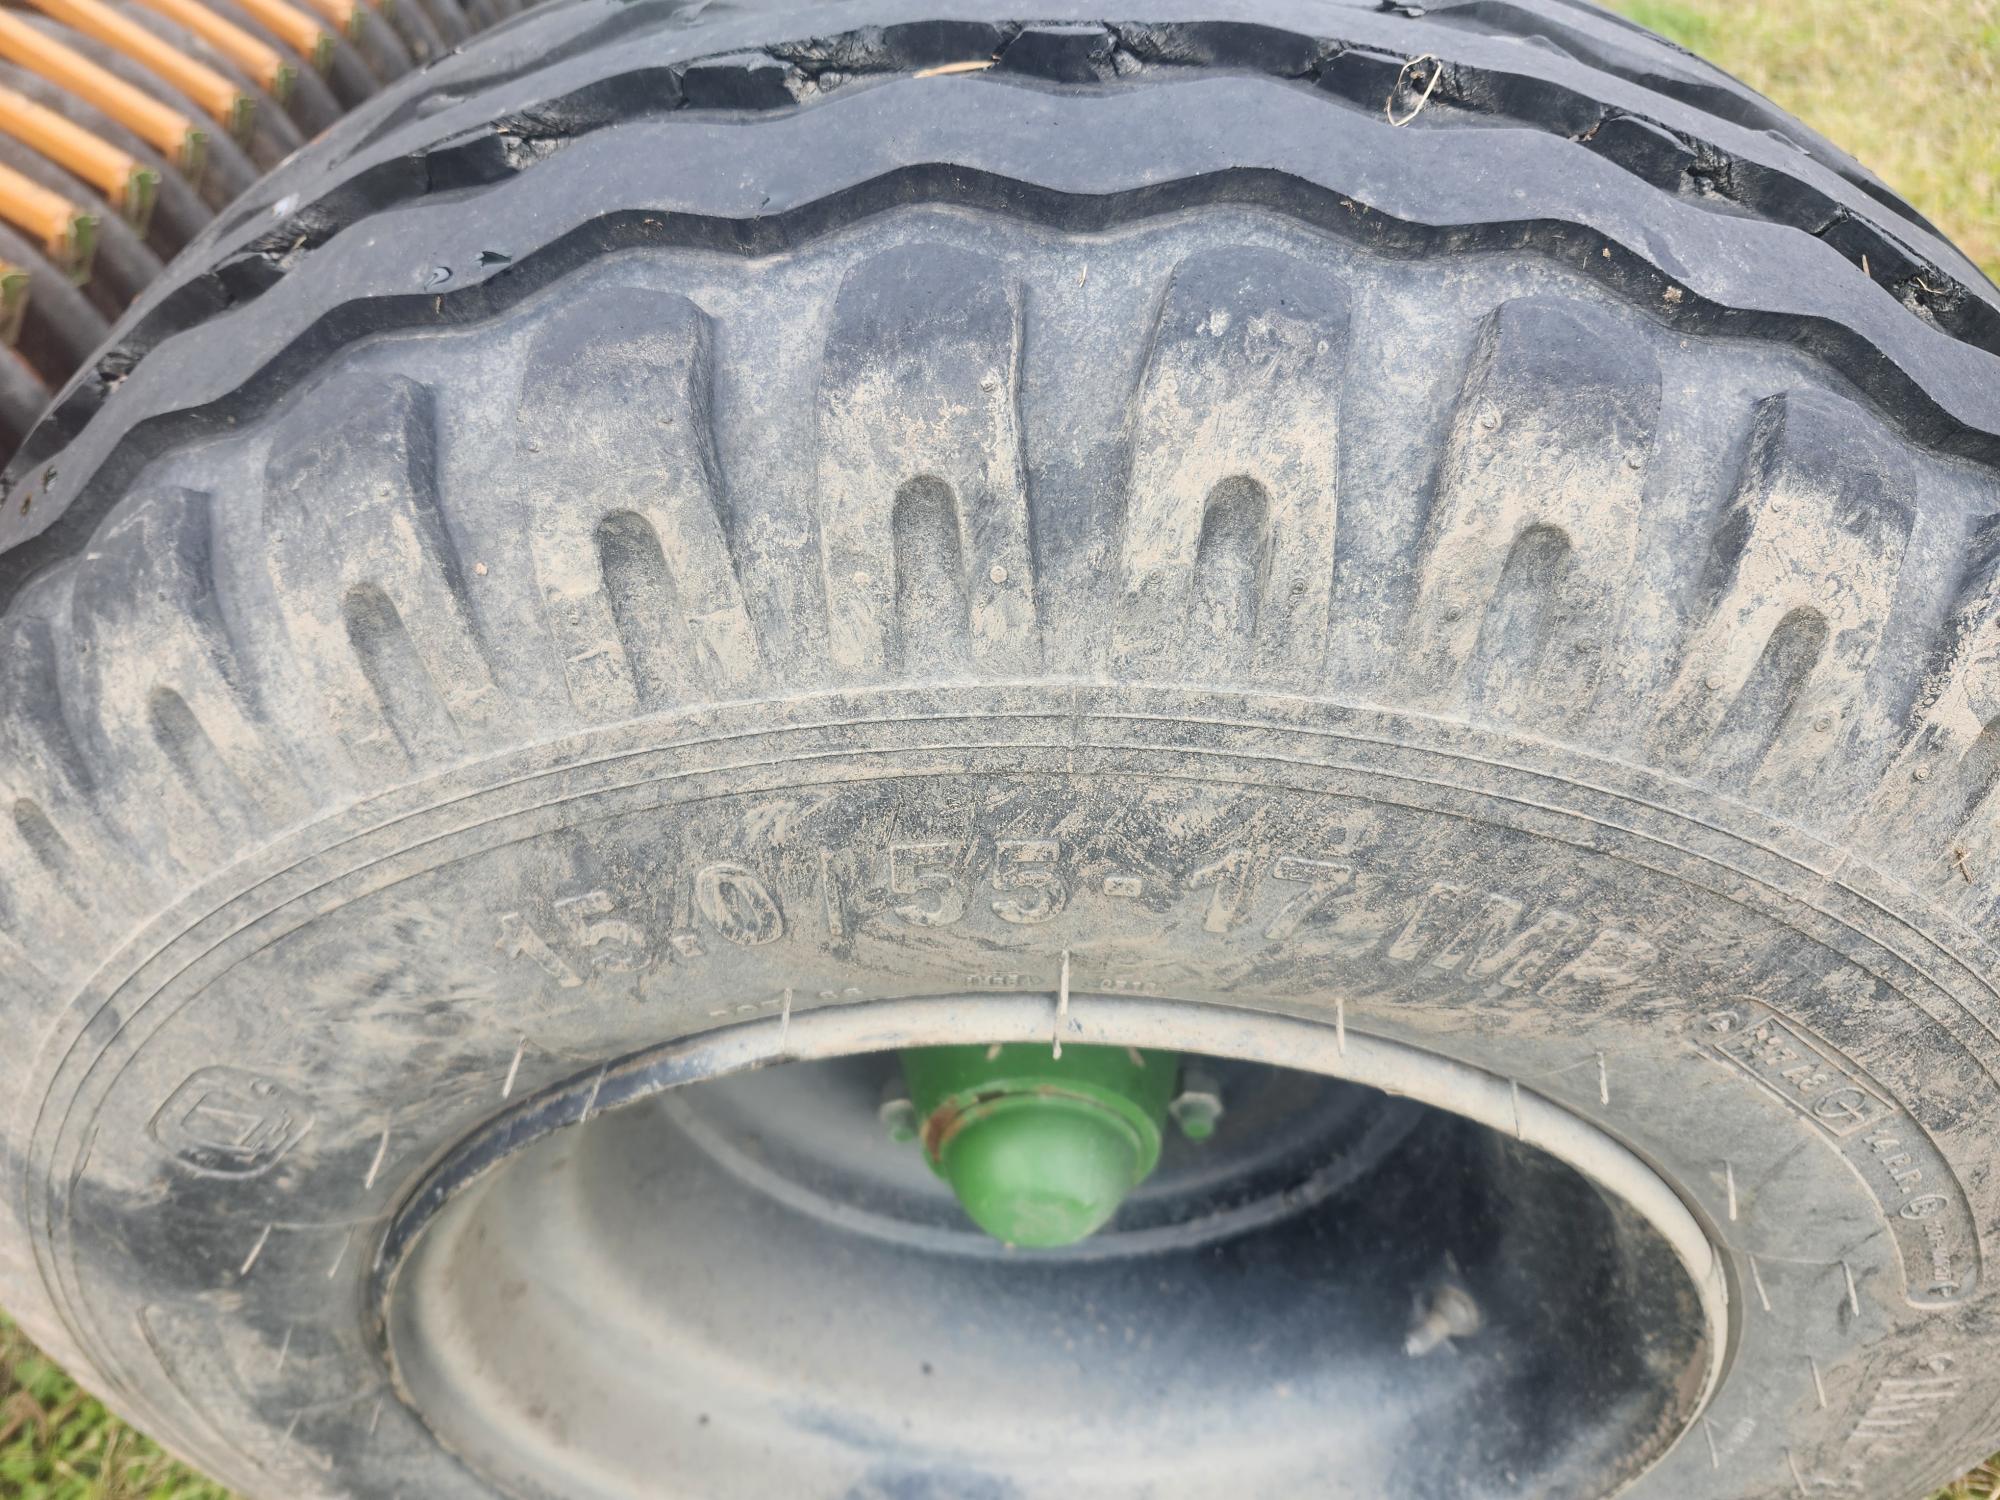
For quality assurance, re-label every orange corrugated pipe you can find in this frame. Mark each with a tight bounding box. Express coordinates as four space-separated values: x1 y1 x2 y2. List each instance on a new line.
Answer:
0 12 206 177
0 157 93 277
291 0 360 42
20 0 256 140
224 0 331 73
127 0 294 101
0 82 158 226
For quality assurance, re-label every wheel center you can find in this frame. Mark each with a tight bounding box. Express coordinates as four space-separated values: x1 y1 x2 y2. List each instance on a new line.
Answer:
902 1043 1178 1247
379 996 1726 1500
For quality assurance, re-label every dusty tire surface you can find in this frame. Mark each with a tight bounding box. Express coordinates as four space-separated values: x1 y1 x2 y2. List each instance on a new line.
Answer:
4 1 2000 1496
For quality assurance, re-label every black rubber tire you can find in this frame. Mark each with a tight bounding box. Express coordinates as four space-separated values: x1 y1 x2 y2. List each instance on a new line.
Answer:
3 3 2000 1498
412 0 471 48
322 28 388 109
378 0 449 66
0 222 109 377
346 7 416 84
0 349 49 453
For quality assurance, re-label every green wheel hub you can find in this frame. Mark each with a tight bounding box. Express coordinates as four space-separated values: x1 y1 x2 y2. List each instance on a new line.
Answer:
899 1043 1178 1248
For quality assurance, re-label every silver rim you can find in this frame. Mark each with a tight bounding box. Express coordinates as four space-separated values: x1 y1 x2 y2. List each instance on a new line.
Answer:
378 993 1730 1499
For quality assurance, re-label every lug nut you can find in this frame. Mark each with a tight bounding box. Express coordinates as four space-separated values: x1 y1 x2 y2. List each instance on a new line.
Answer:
1404 1279 1483 1357
879 1078 918 1143
1169 1067 1225 1141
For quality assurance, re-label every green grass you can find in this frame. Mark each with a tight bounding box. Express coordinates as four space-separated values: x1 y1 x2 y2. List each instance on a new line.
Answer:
1616 1 1721 55
1940 1464 2000 1500
3 3 1999 1497
0 1315 228 1499
1606 0 2000 282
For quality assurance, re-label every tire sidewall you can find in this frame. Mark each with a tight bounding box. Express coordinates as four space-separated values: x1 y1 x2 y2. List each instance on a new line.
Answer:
18 683 1996 1497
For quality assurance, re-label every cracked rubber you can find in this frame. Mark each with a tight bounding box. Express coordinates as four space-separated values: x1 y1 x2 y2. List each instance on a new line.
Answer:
4 2 2000 1497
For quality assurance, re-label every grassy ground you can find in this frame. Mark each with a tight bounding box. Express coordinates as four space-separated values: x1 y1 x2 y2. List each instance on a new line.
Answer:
1 2 1998 1498
0 1316 227 1500
1612 0 1999 281
1612 3 2000 1496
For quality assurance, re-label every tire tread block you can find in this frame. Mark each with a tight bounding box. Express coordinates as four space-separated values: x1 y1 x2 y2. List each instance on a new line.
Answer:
1652 388 1914 790
69 488 301 837
520 285 761 717
1405 296 1659 719
263 374 500 775
1113 247 1347 686
816 244 1040 679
